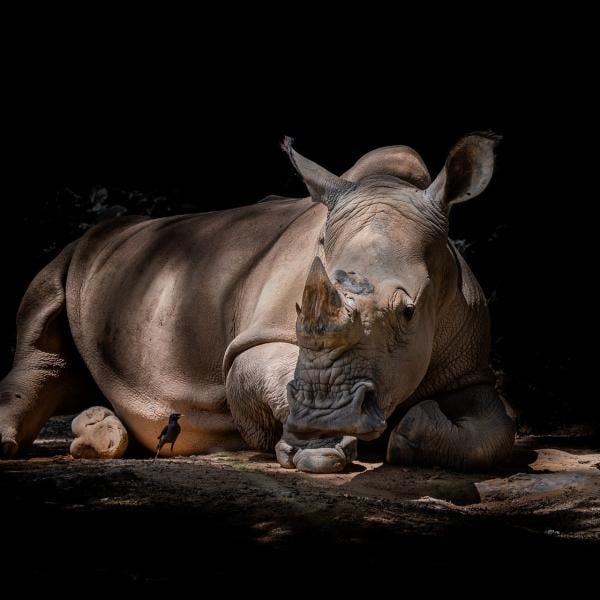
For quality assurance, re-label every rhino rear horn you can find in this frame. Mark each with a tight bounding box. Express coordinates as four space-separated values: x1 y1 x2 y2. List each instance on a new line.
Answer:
282 137 356 210
300 257 344 324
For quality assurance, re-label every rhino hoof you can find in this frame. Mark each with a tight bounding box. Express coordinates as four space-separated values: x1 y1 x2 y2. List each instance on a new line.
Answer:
293 446 346 473
70 407 128 459
1 436 18 458
275 439 297 468
275 435 357 473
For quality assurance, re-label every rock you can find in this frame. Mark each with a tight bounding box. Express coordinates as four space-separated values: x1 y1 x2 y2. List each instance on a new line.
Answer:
475 449 600 503
70 407 128 459
476 470 600 503
528 448 600 472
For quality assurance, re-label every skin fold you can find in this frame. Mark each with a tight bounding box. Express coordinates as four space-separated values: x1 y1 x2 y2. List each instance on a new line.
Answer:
0 134 515 471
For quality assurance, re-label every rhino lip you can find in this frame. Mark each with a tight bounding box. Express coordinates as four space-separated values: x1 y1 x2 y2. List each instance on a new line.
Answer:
352 382 386 440
287 379 386 440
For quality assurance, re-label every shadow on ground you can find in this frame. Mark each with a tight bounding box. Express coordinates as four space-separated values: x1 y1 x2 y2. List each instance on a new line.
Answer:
1 417 598 590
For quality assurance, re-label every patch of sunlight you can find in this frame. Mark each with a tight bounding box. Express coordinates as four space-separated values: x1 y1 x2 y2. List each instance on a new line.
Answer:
364 514 395 525
252 521 293 543
95 497 146 506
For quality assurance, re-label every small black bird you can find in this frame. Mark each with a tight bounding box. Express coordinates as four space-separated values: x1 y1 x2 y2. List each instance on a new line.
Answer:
154 413 183 462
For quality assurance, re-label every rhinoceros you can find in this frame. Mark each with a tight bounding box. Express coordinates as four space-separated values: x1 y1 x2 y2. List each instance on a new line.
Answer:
0 133 515 472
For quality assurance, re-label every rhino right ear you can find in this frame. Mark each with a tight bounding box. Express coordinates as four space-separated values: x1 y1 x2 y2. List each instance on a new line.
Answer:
282 137 356 210
426 132 501 209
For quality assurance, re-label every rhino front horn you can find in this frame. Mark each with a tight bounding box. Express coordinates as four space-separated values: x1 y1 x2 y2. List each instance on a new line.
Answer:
299 257 343 326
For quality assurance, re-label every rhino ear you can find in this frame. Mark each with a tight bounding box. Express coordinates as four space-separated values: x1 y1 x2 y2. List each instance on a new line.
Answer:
282 137 356 210
426 132 501 209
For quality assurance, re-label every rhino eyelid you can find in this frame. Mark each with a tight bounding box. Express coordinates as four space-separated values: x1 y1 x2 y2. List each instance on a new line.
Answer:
393 286 414 304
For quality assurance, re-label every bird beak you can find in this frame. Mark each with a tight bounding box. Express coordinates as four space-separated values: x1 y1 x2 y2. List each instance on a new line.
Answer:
179 415 185 418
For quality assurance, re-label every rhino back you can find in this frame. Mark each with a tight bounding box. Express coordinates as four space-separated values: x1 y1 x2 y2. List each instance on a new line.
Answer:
65 199 324 413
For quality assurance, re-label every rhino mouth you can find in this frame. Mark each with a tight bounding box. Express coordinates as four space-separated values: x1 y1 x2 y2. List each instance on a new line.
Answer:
286 380 387 441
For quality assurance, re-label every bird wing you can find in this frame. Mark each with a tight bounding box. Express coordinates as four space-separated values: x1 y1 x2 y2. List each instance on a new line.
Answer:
158 425 169 439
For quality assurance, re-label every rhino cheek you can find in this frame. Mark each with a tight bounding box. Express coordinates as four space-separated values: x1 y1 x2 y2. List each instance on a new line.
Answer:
381 334 435 413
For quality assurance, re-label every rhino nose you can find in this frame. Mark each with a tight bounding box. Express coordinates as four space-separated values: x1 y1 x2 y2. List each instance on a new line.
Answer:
286 380 386 440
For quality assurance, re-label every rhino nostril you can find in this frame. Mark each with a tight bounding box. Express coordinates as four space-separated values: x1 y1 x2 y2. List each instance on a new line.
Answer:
361 389 377 414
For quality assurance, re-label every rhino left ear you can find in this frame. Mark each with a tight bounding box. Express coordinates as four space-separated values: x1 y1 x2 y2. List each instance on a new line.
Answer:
426 132 502 208
282 137 356 210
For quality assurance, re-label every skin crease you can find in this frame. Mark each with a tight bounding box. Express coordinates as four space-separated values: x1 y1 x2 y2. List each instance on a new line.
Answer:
0 134 515 471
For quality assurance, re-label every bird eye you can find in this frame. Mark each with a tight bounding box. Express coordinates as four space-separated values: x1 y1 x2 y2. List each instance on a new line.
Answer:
403 304 415 321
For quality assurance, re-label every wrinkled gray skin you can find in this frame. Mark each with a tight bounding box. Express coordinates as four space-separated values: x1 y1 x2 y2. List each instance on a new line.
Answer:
0 134 515 472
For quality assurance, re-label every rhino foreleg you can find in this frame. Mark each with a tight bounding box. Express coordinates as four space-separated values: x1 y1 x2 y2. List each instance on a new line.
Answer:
225 342 359 473
225 342 298 452
387 385 516 471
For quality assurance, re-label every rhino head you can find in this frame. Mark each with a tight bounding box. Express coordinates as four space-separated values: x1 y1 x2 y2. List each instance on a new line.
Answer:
282 133 500 451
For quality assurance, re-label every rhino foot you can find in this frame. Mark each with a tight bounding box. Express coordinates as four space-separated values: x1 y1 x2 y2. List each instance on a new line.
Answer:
0 389 24 458
275 432 357 473
0 434 18 458
70 407 129 459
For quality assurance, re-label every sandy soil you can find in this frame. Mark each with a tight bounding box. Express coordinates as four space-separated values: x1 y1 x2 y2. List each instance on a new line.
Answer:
1 416 599 589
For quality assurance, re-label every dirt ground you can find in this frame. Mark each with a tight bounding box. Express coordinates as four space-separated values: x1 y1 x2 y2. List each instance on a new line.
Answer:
1 416 599 590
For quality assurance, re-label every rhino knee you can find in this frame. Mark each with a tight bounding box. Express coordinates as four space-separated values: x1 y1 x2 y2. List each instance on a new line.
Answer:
460 413 516 471
388 392 516 471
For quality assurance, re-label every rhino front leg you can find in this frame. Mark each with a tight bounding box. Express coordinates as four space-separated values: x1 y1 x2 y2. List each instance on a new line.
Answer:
226 342 357 473
226 342 298 452
387 385 515 471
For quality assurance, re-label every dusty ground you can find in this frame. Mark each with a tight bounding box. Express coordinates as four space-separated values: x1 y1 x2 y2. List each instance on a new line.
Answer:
1 416 599 589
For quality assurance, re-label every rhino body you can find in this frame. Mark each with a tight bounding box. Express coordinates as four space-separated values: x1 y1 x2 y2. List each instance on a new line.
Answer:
0 135 515 472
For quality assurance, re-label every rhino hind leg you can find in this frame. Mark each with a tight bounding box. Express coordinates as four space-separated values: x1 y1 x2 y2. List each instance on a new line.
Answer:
0 243 97 458
70 407 128 459
387 385 516 472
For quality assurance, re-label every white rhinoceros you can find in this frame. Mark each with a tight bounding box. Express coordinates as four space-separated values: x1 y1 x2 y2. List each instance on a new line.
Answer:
0 134 515 472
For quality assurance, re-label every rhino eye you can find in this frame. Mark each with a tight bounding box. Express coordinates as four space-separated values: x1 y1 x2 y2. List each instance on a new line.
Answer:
403 304 415 321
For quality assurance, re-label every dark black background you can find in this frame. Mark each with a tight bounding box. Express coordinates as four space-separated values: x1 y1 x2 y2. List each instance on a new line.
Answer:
2 26 595 432
1 16 597 591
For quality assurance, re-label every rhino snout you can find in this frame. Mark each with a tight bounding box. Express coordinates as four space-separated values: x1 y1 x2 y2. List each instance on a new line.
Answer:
286 380 386 441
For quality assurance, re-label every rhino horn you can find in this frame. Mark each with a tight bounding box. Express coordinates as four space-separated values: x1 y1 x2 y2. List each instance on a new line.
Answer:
282 136 356 210
299 257 344 325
